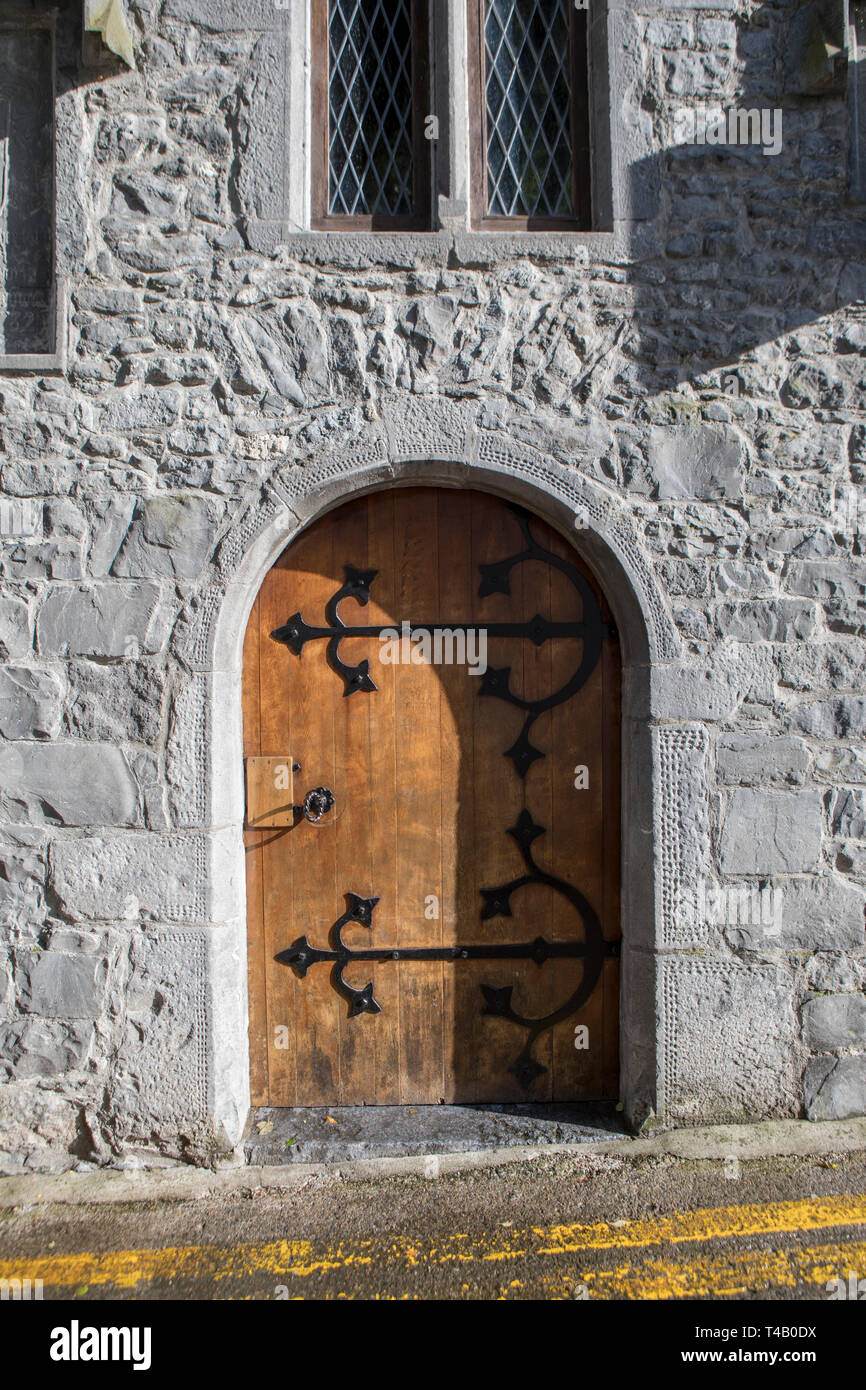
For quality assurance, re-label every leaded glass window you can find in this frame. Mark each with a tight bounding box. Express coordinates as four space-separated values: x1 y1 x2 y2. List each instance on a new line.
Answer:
315 0 429 227
472 0 591 227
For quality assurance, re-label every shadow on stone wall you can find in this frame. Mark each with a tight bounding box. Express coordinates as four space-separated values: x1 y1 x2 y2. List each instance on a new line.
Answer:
623 0 865 397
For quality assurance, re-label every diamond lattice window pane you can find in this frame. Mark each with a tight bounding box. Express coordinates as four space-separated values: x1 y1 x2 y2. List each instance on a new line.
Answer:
485 0 574 218
329 0 415 217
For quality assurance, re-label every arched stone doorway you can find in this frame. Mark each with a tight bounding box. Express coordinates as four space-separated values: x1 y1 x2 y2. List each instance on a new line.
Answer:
182 409 680 1150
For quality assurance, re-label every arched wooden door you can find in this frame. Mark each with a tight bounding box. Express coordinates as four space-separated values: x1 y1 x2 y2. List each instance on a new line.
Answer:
243 489 621 1107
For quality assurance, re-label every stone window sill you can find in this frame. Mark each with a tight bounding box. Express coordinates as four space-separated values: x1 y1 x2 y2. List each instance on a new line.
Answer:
246 222 619 265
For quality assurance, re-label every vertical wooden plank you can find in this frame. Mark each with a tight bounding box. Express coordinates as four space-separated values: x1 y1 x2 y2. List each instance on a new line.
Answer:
392 488 445 1103
456 495 530 1102
257 554 297 1106
366 491 402 1103
281 519 342 1106
436 488 476 1102
549 526 607 1099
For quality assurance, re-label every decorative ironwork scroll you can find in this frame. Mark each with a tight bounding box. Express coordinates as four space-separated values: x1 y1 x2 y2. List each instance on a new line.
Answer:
476 506 606 775
272 505 606 776
477 809 611 1089
277 814 618 1086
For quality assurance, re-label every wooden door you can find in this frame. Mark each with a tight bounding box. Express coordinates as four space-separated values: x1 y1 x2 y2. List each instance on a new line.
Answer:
243 489 621 1106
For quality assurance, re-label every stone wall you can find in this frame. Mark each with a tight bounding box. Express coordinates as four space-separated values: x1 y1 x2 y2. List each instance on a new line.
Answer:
0 0 865 1171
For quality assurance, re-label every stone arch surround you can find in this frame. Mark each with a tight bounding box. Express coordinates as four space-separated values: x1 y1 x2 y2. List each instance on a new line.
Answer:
156 406 725 1156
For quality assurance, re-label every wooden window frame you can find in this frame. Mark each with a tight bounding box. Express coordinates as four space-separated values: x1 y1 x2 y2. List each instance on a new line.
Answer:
311 0 432 232
467 0 592 232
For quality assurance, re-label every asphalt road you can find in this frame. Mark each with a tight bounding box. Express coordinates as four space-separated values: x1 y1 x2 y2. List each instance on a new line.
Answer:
2 1148 866 1302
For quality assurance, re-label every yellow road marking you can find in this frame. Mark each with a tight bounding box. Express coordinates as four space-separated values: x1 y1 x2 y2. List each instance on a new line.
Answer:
539 1237 866 1301
2 1193 865 1292
535 1193 866 1253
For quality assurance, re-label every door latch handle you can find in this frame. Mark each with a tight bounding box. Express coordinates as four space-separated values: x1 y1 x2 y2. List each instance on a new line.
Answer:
296 787 335 824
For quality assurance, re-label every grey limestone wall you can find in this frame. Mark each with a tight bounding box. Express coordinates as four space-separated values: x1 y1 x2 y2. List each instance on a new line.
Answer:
0 0 865 1171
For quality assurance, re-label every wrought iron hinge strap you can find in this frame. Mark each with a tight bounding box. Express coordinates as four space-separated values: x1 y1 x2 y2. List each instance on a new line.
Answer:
271 506 609 776
276 812 619 1088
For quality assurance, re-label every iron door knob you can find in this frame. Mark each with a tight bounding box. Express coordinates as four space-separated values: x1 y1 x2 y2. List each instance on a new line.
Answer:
300 787 335 823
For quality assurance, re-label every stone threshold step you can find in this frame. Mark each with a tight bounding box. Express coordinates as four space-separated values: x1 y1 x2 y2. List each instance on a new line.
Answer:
244 1102 625 1165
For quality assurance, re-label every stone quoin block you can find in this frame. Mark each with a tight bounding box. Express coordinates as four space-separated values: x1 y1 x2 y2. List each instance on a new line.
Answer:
719 790 824 875
661 960 802 1122
804 1055 866 1122
18 951 108 1020
802 994 866 1051
647 425 746 500
731 876 866 953
0 597 32 659
49 834 210 923
36 583 167 659
111 496 225 584
110 928 209 1148
0 744 140 828
716 735 812 788
0 1019 95 1079
0 667 64 741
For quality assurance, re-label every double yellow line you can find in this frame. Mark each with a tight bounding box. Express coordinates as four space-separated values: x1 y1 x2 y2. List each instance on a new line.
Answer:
2 1193 865 1298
